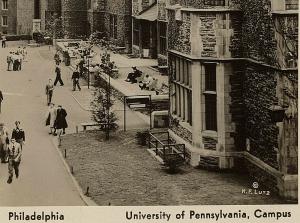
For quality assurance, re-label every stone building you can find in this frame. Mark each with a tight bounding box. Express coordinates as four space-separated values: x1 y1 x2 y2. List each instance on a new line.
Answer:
0 0 35 35
167 0 298 200
87 0 106 35
61 0 88 38
104 0 132 52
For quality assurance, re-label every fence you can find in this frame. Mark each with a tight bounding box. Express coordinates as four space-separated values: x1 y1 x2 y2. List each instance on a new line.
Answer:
148 131 186 162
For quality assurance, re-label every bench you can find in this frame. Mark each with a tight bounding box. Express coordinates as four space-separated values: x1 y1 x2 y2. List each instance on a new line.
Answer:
28 43 41 47
81 122 112 131
114 46 126 54
81 122 100 131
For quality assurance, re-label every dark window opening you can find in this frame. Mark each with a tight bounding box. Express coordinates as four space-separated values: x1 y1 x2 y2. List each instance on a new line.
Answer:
205 95 217 131
159 22 167 55
205 63 216 91
133 19 139 46
34 0 40 19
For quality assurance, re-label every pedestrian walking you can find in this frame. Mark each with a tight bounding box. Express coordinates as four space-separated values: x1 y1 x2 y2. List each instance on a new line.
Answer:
22 47 27 61
11 121 25 149
0 123 9 163
2 35 6 48
54 52 61 65
45 103 57 135
71 69 81 91
54 66 64 86
7 53 12 71
7 138 22 184
12 53 18 71
55 105 68 145
16 52 22 71
0 90 3 113
45 79 54 105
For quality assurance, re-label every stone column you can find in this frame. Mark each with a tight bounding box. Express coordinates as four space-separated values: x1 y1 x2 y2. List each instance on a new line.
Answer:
191 61 203 166
217 63 234 168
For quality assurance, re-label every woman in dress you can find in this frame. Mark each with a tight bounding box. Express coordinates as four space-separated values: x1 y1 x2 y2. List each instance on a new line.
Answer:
45 103 57 135
0 123 9 163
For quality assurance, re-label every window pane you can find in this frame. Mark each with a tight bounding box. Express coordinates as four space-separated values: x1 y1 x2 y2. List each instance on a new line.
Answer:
205 94 217 131
205 63 216 91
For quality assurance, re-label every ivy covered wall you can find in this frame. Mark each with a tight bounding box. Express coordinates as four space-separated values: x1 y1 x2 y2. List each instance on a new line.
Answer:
167 11 191 55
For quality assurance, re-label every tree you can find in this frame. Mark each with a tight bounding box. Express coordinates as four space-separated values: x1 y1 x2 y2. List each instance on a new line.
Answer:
91 76 118 140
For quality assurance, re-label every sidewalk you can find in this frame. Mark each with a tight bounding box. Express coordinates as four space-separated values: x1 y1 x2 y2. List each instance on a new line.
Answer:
70 85 151 131
69 45 169 98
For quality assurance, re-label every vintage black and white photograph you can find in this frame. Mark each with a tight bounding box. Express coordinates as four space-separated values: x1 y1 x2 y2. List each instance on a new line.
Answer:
0 0 298 207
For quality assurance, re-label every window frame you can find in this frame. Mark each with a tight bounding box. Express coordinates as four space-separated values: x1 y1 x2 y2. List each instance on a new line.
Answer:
2 0 8 10
2 15 8 27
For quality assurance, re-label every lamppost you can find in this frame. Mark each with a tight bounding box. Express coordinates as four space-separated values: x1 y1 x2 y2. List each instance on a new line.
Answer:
84 48 91 89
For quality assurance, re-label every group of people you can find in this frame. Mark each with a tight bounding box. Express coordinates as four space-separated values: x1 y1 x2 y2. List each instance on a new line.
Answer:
125 66 158 91
7 47 27 71
45 103 68 141
0 121 25 184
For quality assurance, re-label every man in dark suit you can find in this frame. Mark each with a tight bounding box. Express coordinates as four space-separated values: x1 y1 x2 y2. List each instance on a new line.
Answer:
0 90 3 113
12 121 25 149
54 65 64 86
71 69 81 91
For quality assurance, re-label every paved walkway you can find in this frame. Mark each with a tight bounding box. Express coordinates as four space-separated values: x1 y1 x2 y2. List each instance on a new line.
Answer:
0 45 88 206
69 44 168 97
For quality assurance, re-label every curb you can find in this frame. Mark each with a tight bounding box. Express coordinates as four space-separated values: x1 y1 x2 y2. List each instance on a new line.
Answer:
51 137 98 206
70 93 92 111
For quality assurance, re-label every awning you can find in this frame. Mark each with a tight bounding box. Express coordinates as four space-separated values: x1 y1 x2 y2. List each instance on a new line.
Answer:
135 4 157 21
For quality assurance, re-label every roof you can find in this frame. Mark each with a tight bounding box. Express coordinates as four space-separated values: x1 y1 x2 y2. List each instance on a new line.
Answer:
135 3 158 21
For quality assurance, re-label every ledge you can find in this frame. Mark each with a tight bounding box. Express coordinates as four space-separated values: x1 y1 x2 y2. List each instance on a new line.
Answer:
168 50 299 71
271 10 299 15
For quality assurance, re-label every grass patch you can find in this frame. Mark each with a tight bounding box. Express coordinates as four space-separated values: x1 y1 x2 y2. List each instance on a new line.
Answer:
60 130 286 205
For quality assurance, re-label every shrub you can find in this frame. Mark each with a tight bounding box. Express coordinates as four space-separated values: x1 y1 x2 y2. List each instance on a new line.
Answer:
136 131 149 146
163 155 185 174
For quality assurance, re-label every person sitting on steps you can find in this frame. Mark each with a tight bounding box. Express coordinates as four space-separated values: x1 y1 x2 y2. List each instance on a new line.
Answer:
125 66 142 83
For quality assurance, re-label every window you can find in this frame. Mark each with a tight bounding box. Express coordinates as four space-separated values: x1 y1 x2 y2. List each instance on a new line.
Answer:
169 55 192 126
2 0 8 10
133 18 139 46
2 16 7 26
205 63 216 91
110 14 117 39
203 63 217 131
204 0 225 6
159 22 167 55
205 95 217 131
286 0 298 10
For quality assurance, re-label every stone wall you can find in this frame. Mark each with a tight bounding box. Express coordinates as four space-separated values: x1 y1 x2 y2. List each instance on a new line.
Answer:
244 159 279 194
229 12 243 58
239 0 278 65
167 11 191 55
199 13 217 57
243 64 279 169
228 62 245 151
169 116 193 144
278 71 298 175
61 0 88 38
16 0 35 35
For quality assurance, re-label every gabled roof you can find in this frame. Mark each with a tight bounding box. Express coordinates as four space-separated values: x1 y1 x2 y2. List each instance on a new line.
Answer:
135 3 158 21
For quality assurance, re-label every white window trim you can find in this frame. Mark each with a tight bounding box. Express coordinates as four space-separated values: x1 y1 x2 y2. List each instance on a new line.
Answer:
2 0 8 10
2 16 8 27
